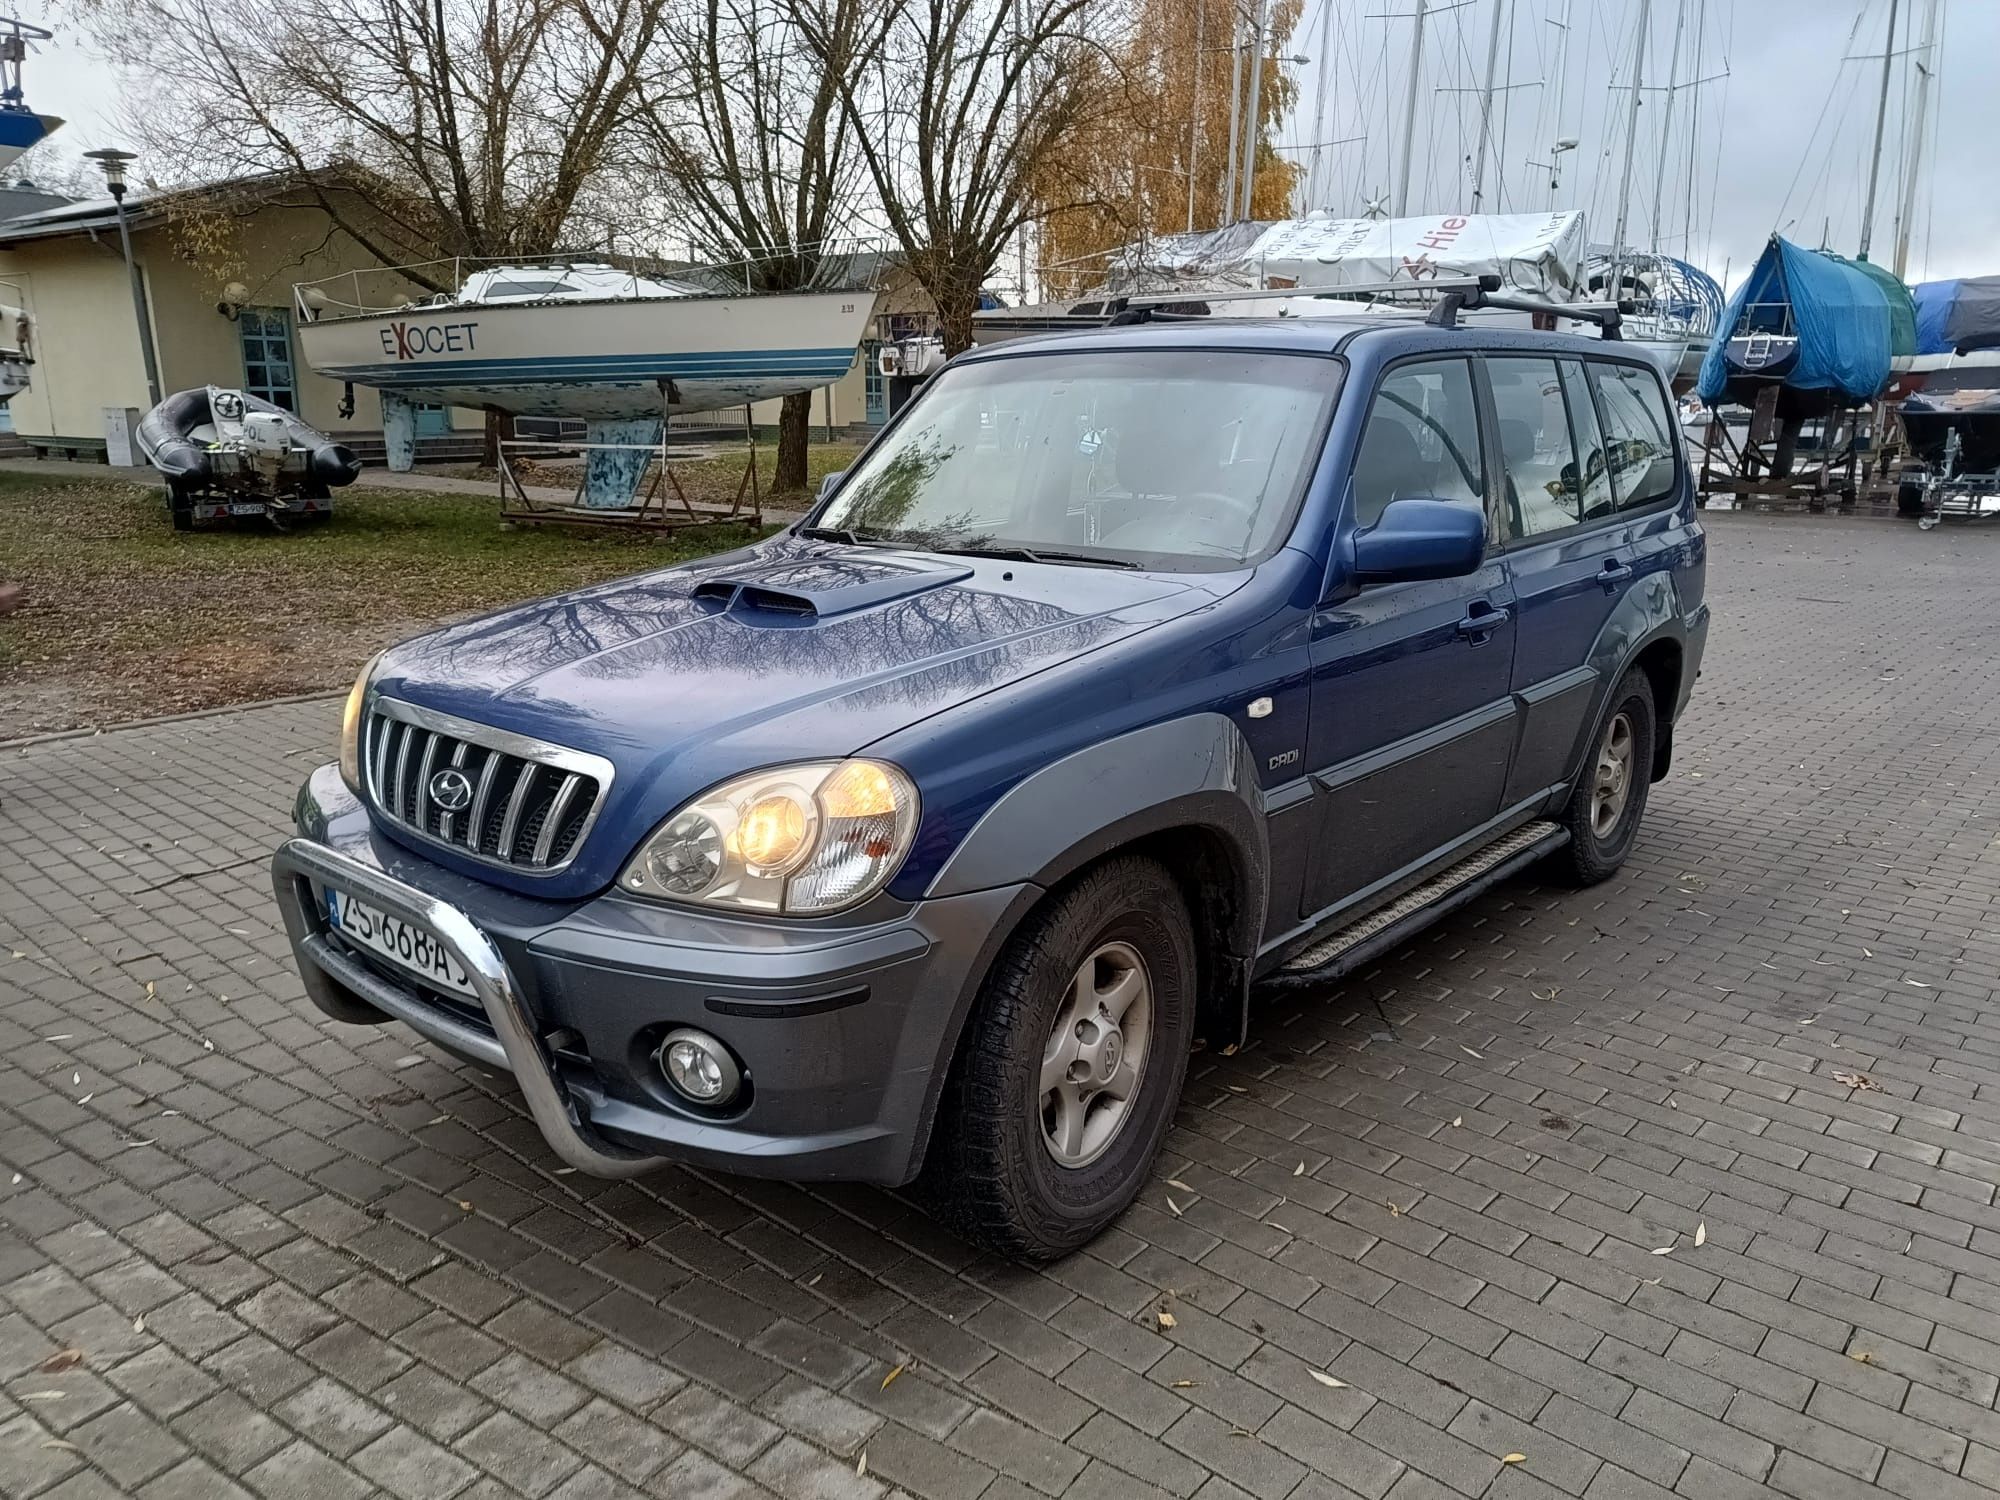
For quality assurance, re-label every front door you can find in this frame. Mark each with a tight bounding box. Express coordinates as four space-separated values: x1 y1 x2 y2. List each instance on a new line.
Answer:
1302 356 1520 918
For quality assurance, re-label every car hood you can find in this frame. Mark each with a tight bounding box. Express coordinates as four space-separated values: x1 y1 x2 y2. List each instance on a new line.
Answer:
371 536 1225 897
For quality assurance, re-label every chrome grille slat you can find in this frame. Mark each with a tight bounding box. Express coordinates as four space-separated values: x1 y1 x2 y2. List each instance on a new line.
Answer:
532 773 582 867
359 697 612 876
466 751 502 855
391 721 416 820
498 762 539 864
412 730 443 828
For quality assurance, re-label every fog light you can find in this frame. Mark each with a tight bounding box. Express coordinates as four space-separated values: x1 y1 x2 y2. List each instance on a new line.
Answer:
658 1028 741 1106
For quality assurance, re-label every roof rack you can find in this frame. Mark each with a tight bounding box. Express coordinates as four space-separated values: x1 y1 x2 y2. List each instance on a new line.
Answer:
1119 275 1488 310
1426 274 1624 340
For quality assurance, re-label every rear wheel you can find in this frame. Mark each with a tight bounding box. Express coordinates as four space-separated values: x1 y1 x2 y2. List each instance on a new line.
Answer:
922 856 1196 1260
1555 668 1656 884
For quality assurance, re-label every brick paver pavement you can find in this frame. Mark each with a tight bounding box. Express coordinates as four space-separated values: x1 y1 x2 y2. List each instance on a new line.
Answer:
6 512 2000 1500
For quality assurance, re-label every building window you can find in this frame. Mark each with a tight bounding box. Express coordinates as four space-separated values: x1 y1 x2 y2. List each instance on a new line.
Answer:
238 306 297 411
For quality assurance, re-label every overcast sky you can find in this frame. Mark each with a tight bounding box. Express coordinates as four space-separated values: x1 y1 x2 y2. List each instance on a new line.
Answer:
25 0 2000 287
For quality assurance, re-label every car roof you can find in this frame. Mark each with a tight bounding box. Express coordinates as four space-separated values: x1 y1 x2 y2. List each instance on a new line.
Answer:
954 315 1635 364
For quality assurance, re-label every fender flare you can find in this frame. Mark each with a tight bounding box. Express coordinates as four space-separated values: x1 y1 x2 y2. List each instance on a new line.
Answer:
1569 574 1690 793
925 713 1268 1037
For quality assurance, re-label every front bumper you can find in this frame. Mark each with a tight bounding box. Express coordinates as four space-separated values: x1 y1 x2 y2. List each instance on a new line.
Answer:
271 765 1029 1185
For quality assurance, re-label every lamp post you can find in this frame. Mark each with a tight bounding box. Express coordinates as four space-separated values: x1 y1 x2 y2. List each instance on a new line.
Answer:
82 147 163 409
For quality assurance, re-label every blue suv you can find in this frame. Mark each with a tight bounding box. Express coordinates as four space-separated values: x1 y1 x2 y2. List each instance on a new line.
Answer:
272 309 1708 1258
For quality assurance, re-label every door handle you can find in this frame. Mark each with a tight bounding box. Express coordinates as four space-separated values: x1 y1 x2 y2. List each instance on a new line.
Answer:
1597 559 1634 591
1456 603 1511 639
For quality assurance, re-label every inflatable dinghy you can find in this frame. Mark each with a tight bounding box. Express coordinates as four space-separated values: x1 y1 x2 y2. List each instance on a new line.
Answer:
137 385 361 530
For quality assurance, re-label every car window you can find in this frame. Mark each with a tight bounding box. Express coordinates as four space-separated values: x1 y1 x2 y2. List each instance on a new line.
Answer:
1487 358 1582 539
817 349 1342 570
1351 359 1483 529
1559 361 1617 521
1589 361 1677 510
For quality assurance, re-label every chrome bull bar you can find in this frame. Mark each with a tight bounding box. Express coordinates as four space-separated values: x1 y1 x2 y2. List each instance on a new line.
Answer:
270 836 664 1178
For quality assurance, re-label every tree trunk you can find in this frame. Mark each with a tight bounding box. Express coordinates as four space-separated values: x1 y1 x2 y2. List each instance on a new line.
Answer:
775 390 812 493
937 291 979 358
482 408 517 469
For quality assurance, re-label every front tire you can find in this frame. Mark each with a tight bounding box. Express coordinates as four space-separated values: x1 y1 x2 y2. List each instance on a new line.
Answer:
922 856 1196 1260
1556 668 1657 884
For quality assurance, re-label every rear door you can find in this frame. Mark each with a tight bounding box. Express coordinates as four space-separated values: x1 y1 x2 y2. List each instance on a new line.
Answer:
1491 354 1679 803
1301 355 1519 917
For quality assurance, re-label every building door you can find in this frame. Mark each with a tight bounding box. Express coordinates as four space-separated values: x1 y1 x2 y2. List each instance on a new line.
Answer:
237 307 298 411
862 340 886 425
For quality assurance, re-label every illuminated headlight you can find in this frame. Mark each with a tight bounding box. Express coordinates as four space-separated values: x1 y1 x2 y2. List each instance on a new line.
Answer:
337 653 381 792
620 760 919 914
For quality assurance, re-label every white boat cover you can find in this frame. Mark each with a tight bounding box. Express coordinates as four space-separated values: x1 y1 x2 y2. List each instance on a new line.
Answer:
1108 211 1590 301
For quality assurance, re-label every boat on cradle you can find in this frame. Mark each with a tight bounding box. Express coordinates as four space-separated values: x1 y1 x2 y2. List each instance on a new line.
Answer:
0 19 58 177
977 211 1723 390
1900 276 2000 523
294 258 877 507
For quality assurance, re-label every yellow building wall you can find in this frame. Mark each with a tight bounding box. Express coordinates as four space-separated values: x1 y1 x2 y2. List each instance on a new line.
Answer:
6 197 482 445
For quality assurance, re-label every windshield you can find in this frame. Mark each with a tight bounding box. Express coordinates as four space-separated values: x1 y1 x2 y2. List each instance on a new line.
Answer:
816 348 1342 569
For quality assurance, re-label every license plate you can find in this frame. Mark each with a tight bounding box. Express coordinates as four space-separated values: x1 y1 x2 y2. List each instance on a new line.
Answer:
326 889 475 997
227 502 268 515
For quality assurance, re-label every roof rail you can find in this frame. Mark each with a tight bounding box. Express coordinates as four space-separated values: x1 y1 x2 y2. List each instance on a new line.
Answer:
1121 275 1488 310
1426 276 1624 339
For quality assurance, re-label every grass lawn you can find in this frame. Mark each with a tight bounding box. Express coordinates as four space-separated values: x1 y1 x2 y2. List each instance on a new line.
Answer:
0 468 787 739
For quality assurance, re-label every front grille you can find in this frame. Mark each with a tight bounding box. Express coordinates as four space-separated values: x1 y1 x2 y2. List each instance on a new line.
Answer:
362 697 614 873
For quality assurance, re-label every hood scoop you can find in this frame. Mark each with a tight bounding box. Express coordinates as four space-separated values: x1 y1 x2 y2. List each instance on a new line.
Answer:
691 555 975 620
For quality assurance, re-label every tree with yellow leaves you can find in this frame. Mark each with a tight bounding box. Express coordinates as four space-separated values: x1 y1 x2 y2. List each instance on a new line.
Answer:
1033 0 1304 299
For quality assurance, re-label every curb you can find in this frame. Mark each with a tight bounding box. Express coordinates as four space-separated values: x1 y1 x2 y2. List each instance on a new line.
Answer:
4 690 344 753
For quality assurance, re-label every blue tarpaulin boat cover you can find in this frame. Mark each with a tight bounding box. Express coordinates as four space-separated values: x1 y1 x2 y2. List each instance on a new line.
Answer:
1911 276 2000 355
1699 237 1904 405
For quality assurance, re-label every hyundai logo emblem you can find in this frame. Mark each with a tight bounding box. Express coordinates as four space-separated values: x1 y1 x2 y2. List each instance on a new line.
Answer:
429 767 474 812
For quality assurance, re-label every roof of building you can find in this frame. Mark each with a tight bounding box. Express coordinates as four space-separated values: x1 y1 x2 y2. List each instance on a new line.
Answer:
0 183 74 223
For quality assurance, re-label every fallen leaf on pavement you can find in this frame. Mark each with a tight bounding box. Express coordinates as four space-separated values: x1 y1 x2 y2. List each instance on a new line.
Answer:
1167 1179 1193 1193
36 1350 83 1374
1157 1311 1178 1329
1502 1453 1526 1465
1294 1162 1305 1176
856 1452 867 1477
880 1364 904 1390
1310 1372 1347 1388
1651 1245 1675 1256
1166 1196 1182 1217
1460 1045 1483 1059
1832 1070 1881 1091
1694 1223 1707 1247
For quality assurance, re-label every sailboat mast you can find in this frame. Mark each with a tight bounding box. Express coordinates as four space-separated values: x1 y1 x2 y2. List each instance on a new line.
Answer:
1471 0 1506 211
1858 0 1902 260
1891 0 1939 278
1647 0 1689 253
1395 0 1430 215
1239 0 1268 221
1606 0 1653 304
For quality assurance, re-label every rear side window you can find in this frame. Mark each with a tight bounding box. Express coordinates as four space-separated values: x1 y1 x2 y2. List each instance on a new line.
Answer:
1487 358 1580 538
1351 359 1483 528
1559 361 1617 521
1589 361 1677 510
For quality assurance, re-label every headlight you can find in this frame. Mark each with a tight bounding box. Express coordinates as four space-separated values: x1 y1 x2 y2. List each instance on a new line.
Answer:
619 760 919 914
337 653 381 792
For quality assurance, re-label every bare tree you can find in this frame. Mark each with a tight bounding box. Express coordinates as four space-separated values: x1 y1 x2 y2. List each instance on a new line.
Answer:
81 0 673 281
640 0 868 491
795 0 1124 355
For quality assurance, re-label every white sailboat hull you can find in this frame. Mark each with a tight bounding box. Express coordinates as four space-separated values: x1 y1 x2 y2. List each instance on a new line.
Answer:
297 289 877 420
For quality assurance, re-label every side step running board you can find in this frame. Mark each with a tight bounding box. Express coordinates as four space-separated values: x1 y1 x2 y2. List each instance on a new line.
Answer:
1263 820 1570 991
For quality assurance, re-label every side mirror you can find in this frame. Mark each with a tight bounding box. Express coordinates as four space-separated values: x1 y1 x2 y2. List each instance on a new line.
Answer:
1350 498 1486 584
816 469 848 504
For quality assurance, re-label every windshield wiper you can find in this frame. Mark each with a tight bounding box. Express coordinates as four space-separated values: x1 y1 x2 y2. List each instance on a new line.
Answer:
798 525 892 546
932 543 1141 570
